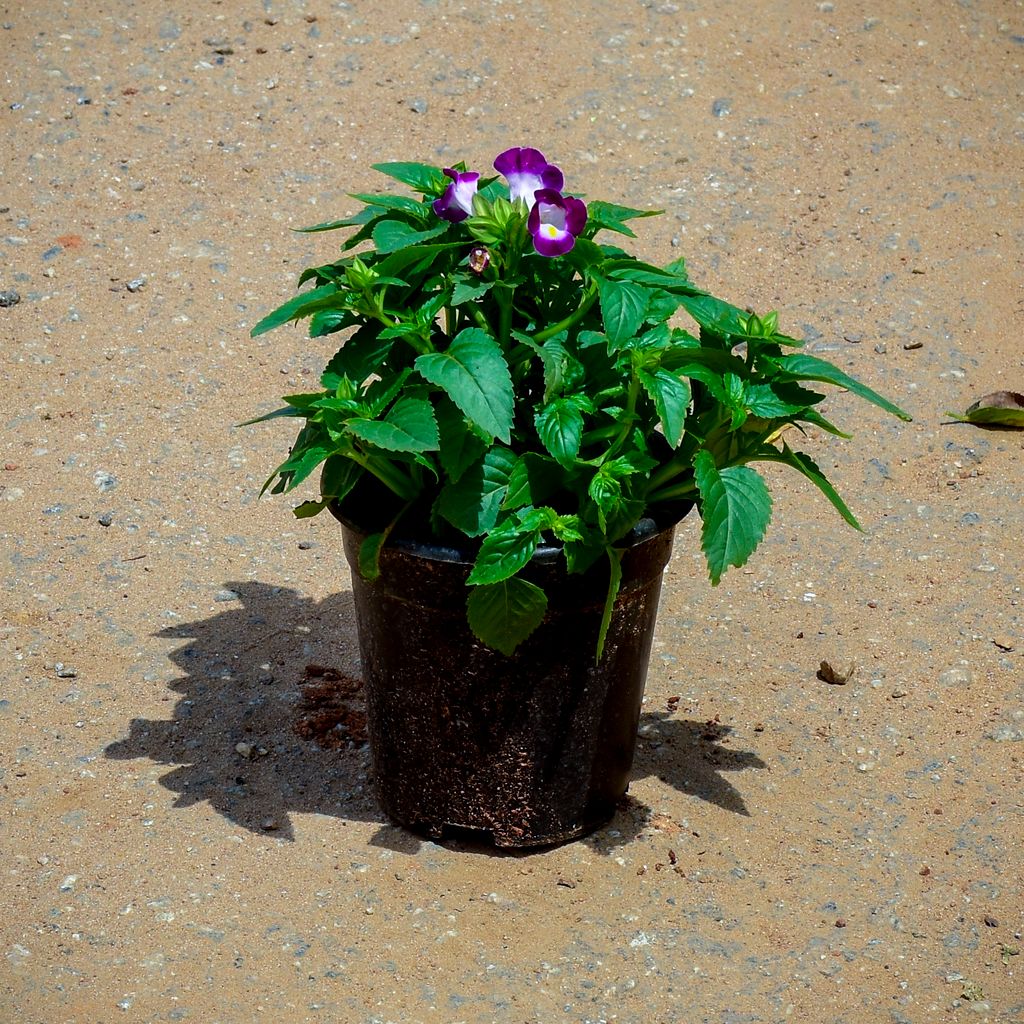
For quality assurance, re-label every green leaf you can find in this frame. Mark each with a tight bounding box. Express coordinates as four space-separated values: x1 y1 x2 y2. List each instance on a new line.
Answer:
437 447 517 536
435 396 487 482
371 219 448 255
358 532 387 582
638 368 691 447
535 398 584 466
743 381 825 418
346 396 439 453
415 328 514 442
693 450 772 585
772 353 912 421
585 201 662 239
467 517 539 585
946 390 1024 428
371 161 444 194
321 325 395 389
595 549 623 663
266 434 337 494
678 293 751 336
597 277 649 346
452 277 494 305
309 308 355 338
752 442 861 530
466 578 549 655
293 500 327 519
348 192 428 217
320 454 363 502
251 283 341 337
502 454 563 511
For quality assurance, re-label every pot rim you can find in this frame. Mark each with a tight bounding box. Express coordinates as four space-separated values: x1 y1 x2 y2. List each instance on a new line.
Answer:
328 499 693 566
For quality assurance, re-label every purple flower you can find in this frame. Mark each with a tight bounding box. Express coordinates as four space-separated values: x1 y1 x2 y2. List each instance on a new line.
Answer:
432 167 480 222
527 188 588 257
494 147 564 206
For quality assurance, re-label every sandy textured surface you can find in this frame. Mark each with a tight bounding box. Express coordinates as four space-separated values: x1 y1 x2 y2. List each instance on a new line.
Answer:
2 1 1022 1021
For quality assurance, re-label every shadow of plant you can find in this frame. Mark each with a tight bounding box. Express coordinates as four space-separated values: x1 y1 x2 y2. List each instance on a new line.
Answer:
105 582 766 853
105 580 383 841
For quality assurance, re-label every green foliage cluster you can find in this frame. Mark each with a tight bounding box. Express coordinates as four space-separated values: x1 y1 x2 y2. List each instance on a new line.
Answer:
250 160 909 656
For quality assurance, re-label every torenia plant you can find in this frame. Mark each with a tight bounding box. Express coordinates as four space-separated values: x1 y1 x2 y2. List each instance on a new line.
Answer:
250 147 910 657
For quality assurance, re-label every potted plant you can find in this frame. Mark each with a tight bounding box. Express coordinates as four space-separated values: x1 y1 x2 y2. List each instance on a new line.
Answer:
249 147 910 846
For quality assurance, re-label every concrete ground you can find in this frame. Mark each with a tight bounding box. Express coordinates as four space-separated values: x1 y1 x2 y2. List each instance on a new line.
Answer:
2 1 1022 1021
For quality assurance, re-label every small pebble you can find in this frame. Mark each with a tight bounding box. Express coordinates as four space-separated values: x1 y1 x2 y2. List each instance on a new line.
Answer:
297 540 315 550
712 97 732 117
214 589 240 602
937 666 973 687
126 277 146 292
97 512 114 527
260 817 279 831
984 916 999 927
54 663 78 679
408 98 428 114
235 742 253 758
0 289 21 307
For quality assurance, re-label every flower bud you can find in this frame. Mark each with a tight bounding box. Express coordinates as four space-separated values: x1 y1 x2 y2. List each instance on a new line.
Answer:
468 246 491 274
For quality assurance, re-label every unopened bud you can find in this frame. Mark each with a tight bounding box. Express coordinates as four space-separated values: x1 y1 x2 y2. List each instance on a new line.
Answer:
468 246 491 274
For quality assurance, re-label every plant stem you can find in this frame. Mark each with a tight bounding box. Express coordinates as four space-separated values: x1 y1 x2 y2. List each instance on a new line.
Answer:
534 285 598 343
350 451 419 502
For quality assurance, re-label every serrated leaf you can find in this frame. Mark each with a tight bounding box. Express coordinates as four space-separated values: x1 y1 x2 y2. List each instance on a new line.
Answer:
415 328 514 442
535 398 584 466
772 353 911 421
585 201 662 239
467 518 539 585
251 283 341 337
693 450 772 585
597 277 649 346
371 219 448 255
346 396 439 453
743 381 824 418
452 277 494 305
371 161 444 193
437 447 517 536
321 325 395 390
752 442 861 530
639 368 691 447
435 396 487 482
502 454 563 511
678 293 751 336
467 579 548 656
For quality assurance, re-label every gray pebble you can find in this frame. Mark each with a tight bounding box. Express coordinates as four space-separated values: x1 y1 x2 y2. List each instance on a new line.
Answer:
93 470 118 492
958 512 981 526
55 663 78 678
712 97 732 117
937 666 973 687
97 512 114 527
126 277 146 292
214 589 240 602
297 540 315 550
0 289 20 307
408 98 428 114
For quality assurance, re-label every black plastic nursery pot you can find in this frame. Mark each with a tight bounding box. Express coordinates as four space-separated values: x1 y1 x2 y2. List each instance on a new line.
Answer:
335 510 685 848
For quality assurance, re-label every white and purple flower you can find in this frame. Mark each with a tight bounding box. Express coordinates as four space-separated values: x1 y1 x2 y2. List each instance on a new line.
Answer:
527 188 588 257
494 147 564 206
432 167 480 223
